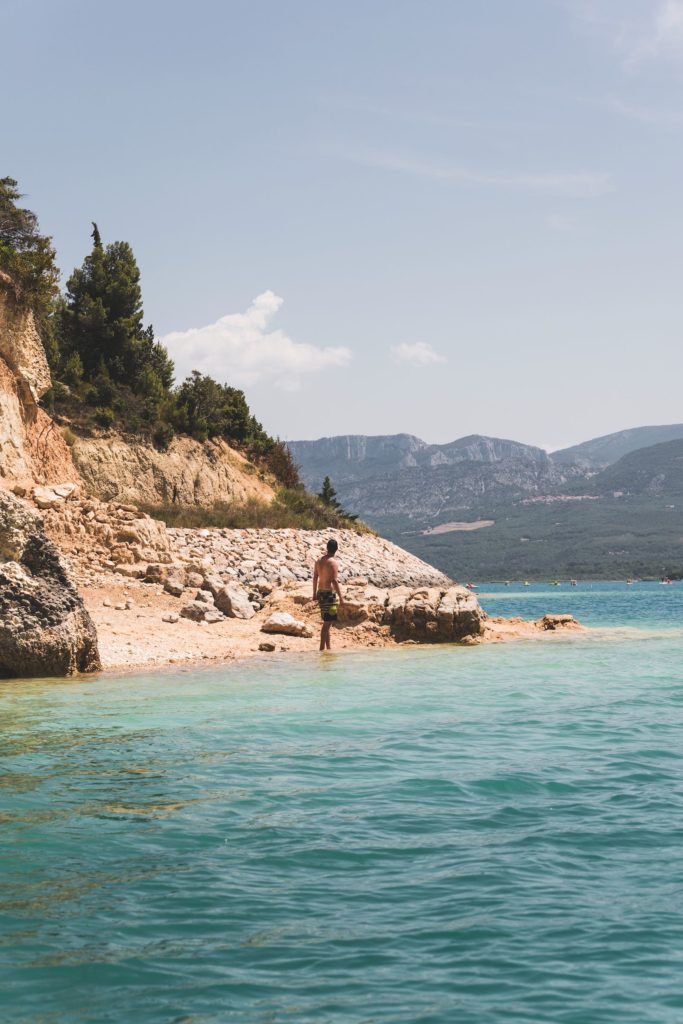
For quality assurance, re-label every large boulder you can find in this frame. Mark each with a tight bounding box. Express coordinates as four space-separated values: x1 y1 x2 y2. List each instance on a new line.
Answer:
261 612 313 638
215 583 256 619
0 490 101 677
383 585 485 643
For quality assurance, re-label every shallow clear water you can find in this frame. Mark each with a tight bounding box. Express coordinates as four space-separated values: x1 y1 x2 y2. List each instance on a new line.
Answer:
2 583 683 1023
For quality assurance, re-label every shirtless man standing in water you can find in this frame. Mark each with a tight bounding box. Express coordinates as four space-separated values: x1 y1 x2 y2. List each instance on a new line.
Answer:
313 538 345 651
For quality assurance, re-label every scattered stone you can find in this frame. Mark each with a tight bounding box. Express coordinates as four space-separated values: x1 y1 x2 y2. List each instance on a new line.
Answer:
194 590 214 605
203 609 225 624
33 482 79 510
162 612 179 623
102 599 112 607
180 601 207 622
201 575 224 598
186 571 204 588
258 641 276 652
261 612 313 638
164 576 185 597
214 583 256 619
114 564 145 579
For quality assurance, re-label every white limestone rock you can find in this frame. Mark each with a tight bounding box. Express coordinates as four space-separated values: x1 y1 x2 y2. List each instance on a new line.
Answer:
261 612 313 638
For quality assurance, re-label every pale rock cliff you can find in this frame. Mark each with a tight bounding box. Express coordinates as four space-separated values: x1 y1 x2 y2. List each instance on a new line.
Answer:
72 435 276 507
0 271 51 401
0 275 77 488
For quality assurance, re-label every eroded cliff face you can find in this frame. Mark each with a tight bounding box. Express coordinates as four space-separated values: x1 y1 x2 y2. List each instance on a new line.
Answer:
0 276 77 489
0 275 276 508
71 435 277 507
0 271 51 402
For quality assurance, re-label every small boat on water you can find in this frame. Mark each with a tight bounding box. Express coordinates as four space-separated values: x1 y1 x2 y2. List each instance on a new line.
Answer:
465 582 479 590
551 580 561 586
570 579 577 587
523 581 530 587
660 577 673 585
627 579 635 585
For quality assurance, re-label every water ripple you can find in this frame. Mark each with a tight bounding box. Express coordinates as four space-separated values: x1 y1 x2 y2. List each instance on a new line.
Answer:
2 606 683 1022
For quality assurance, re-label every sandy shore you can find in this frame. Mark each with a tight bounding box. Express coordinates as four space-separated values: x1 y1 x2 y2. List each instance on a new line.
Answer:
80 573 584 674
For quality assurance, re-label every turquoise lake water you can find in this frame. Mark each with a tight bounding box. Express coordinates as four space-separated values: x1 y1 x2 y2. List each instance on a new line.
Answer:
2 582 683 1023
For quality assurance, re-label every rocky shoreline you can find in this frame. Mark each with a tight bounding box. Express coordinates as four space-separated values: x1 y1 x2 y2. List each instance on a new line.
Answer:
0 485 582 677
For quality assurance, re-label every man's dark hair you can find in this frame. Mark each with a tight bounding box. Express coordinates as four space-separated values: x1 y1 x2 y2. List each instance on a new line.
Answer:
327 538 338 555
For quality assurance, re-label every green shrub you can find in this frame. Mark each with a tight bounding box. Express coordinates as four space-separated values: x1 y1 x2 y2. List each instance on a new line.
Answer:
153 422 175 450
94 406 115 428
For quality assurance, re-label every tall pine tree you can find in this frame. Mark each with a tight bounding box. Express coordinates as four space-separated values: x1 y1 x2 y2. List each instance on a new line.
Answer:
59 224 162 384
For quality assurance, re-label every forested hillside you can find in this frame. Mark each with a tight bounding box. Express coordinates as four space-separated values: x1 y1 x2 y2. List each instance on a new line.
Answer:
0 177 362 530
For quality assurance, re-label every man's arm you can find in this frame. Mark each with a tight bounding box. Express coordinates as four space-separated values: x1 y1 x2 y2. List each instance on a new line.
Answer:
312 563 319 600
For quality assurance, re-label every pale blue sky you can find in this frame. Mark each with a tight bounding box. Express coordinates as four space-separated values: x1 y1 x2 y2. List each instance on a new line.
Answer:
6 0 683 448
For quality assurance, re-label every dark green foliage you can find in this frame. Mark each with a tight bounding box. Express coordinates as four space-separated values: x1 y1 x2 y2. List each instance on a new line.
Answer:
94 407 115 428
263 441 301 489
172 371 256 444
53 225 283 470
58 224 147 380
0 190 318 501
0 177 59 334
152 422 175 451
319 475 341 510
318 475 358 521
61 352 84 389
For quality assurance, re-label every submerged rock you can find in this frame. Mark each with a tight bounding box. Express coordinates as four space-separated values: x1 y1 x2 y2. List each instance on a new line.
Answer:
536 614 579 631
0 490 101 678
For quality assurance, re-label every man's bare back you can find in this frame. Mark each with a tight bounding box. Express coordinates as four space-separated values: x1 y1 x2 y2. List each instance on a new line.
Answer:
314 554 339 591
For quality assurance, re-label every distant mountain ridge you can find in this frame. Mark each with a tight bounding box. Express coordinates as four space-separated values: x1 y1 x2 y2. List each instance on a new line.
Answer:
288 425 683 577
288 432 582 523
588 438 683 497
289 433 553 483
552 424 683 469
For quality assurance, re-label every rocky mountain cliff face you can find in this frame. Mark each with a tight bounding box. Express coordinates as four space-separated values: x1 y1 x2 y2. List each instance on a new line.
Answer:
289 433 587 524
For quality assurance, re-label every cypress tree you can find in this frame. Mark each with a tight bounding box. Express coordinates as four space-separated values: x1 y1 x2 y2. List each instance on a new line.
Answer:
59 224 146 381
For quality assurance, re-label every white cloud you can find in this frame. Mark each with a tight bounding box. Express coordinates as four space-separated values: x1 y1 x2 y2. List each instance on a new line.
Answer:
330 145 611 198
161 291 352 391
392 342 446 367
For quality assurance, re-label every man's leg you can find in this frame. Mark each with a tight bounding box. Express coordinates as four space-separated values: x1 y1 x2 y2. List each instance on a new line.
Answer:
320 621 331 651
